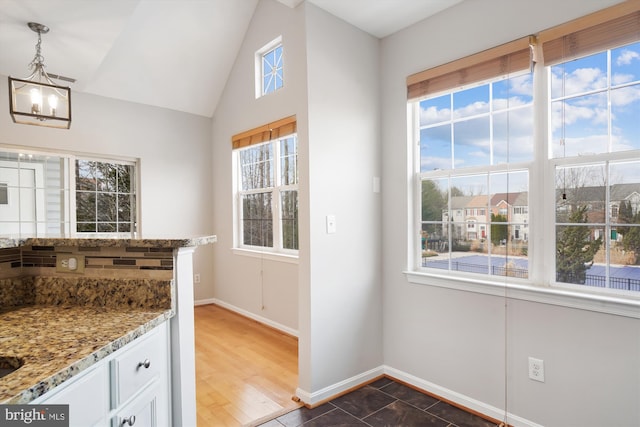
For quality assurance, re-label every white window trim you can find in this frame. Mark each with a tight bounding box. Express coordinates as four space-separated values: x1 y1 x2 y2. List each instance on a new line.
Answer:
0 145 140 238
233 135 299 257
408 55 640 315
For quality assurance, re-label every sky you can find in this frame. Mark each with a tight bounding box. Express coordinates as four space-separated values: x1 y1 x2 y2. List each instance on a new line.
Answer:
418 40 640 191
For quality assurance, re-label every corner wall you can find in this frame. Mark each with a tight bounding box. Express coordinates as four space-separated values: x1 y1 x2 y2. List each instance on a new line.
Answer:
380 1 639 426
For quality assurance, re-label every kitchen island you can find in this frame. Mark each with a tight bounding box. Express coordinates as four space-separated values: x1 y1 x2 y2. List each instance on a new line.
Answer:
0 235 216 426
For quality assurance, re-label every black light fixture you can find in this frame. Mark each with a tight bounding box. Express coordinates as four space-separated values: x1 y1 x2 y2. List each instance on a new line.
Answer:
8 22 72 129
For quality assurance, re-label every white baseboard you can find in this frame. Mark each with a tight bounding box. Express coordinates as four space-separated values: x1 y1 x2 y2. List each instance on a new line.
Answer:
383 366 542 427
197 298 299 338
295 366 384 406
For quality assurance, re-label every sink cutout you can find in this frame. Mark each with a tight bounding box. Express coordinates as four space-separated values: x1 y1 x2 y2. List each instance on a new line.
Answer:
0 356 23 379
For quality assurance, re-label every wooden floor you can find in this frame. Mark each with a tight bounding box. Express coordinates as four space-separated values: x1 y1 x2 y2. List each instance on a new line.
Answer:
194 304 301 426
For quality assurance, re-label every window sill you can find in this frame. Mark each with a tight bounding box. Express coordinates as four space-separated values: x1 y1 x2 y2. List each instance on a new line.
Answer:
232 248 298 264
404 270 640 319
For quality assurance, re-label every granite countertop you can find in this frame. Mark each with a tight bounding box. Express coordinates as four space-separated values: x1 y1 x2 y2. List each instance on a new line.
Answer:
0 305 172 404
0 235 217 249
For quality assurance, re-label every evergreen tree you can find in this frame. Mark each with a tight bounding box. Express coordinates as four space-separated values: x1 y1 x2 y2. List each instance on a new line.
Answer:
556 206 602 284
490 213 508 246
622 212 640 264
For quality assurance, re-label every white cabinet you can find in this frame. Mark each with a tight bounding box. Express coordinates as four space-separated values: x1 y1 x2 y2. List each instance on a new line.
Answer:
38 362 109 427
34 321 170 427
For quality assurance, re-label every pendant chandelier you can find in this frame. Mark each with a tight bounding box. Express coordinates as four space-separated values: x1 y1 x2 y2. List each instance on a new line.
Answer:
8 22 72 129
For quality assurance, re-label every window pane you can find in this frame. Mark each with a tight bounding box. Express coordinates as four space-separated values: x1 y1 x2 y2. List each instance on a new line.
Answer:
420 125 451 172
118 194 132 222
97 193 116 221
281 190 298 250
76 192 95 222
420 94 451 126
280 137 297 185
556 224 603 285
551 51 607 99
96 162 117 192
611 85 640 151
242 192 273 247
76 160 96 191
453 116 490 168
240 144 273 190
493 106 534 164
556 164 607 224
611 41 640 85
551 93 608 157
492 73 533 111
117 164 133 193
453 85 489 119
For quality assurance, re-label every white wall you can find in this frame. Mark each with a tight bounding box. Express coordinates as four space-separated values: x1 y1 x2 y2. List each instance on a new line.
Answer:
302 3 383 397
210 0 306 332
381 1 640 426
0 79 215 300
210 0 384 401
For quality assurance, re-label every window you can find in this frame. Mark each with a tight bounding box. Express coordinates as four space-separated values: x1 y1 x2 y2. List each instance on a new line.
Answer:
409 3 640 297
75 160 136 233
0 149 138 237
256 37 283 97
232 116 298 255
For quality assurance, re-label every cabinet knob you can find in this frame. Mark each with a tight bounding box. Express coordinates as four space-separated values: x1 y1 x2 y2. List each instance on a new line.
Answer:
122 415 136 426
137 359 151 369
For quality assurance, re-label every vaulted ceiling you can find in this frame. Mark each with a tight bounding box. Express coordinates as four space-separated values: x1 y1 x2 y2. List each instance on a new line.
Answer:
0 0 461 117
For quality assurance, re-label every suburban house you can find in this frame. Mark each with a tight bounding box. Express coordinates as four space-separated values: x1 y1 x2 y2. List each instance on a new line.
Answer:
1 1 639 426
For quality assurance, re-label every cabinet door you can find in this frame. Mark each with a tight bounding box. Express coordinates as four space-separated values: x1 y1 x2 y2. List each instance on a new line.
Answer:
111 384 157 427
38 363 109 427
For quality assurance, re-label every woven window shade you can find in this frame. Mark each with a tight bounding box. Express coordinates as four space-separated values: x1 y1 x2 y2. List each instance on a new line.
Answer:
539 1 640 66
232 115 297 149
407 36 534 101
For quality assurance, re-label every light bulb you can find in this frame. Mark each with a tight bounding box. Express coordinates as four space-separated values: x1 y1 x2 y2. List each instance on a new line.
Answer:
30 88 42 114
48 94 58 116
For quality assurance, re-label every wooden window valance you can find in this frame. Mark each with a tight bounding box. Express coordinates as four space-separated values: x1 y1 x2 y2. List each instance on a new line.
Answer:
539 1 640 66
407 36 534 101
231 115 297 149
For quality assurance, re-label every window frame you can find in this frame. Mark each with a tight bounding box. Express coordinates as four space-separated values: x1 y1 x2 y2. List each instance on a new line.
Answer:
255 36 284 99
405 4 640 315
0 146 140 238
233 134 299 259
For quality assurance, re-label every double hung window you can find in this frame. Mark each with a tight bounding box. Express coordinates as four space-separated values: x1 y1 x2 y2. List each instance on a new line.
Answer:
233 116 298 255
409 3 640 297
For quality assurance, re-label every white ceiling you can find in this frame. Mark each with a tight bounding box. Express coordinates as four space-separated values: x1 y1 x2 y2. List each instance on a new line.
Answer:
0 0 461 117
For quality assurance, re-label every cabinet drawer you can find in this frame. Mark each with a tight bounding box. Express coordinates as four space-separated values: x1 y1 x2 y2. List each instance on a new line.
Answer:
111 382 158 427
111 327 164 407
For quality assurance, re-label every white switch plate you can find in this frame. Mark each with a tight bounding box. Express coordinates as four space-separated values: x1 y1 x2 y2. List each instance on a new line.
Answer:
326 215 336 234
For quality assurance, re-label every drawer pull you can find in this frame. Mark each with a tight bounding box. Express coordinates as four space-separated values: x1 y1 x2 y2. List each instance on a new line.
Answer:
122 415 136 426
137 359 151 369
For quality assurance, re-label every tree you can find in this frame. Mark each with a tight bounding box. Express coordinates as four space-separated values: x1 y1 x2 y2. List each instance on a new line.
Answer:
556 206 602 284
622 211 640 264
490 213 508 246
421 180 446 222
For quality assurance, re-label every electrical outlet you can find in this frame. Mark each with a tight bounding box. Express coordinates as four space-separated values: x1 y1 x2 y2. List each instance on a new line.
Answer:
194 274 201 284
56 254 85 274
528 357 545 382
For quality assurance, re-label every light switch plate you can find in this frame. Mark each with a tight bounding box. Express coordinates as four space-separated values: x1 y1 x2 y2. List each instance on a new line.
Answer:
326 215 336 234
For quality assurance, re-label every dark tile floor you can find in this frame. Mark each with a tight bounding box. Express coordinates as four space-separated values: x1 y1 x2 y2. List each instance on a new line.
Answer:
256 377 501 427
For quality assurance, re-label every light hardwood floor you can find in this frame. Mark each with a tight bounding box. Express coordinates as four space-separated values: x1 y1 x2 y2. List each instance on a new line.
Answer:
194 304 301 426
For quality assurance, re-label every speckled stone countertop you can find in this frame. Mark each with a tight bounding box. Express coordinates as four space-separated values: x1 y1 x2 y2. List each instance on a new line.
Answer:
0 305 172 404
0 235 217 249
